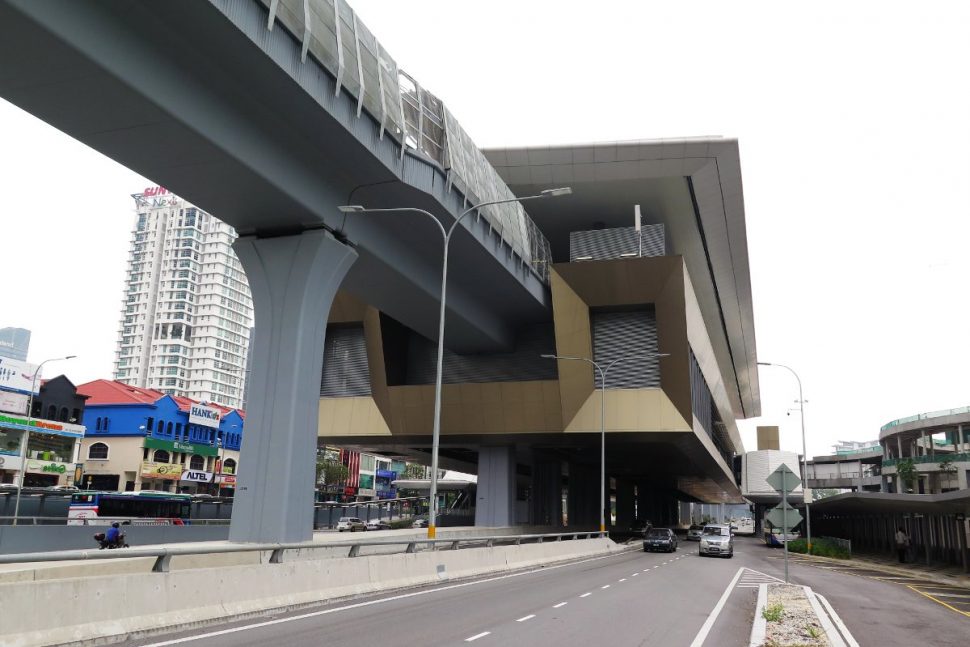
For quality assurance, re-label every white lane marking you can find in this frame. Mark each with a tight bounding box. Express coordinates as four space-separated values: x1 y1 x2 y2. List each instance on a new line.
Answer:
516 615 536 622
653 566 659 569
642 569 649 572
580 592 592 598
632 573 639 577
601 584 610 589
815 593 861 647
619 578 627 582
553 602 567 608
133 549 631 646
688 567 744 647
466 631 491 642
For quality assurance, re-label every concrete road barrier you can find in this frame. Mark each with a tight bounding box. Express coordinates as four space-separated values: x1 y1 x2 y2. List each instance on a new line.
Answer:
1 537 621 647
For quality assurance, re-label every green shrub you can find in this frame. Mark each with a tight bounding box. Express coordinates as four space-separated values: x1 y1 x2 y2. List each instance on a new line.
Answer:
390 518 416 530
762 602 784 622
787 537 850 559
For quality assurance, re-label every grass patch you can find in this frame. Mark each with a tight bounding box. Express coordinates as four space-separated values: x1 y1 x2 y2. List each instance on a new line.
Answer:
806 624 821 639
762 602 784 622
787 537 850 559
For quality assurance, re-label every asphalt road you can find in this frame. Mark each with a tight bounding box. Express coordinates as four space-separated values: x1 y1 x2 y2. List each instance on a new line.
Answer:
122 536 969 647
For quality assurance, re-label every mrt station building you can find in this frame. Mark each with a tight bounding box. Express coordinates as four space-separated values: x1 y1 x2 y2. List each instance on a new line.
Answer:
315 137 761 529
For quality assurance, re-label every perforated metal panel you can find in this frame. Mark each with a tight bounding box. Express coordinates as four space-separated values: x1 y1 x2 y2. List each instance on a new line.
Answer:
591 310 660 389
405 323 558 385
320 325 371 397
569 224 666 262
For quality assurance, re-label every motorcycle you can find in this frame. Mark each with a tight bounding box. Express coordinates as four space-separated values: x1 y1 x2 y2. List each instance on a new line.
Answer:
93 529 129 549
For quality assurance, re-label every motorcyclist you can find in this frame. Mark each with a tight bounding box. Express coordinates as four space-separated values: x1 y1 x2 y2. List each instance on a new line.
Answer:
105 522 122 547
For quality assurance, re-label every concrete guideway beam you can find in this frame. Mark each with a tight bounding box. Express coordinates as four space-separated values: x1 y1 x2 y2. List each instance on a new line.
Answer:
229 230 357 543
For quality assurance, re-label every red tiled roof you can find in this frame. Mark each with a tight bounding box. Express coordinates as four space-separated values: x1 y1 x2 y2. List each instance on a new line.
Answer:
76 379 245 417
76 379 165 405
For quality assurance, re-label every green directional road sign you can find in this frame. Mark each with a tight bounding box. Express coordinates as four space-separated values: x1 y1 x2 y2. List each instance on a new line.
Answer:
766 506 803 531
766 463 801 493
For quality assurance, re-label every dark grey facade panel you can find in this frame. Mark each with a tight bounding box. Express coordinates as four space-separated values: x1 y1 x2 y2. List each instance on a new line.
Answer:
569 225 666 262
405 323 558 385
591 310 660 389
320 325 371 397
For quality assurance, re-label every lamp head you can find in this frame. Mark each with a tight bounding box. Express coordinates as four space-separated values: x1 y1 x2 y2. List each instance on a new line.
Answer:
337 205 365 213
757 362 772 366
540 354 558 359
541 187 572 197
65 355 77 360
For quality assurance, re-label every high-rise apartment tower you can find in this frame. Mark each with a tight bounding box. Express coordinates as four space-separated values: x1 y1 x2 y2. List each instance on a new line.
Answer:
113 187 252 409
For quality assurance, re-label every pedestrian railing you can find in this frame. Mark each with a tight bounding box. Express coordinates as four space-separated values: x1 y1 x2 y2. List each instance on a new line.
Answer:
0 516 231 526
0 531 607 573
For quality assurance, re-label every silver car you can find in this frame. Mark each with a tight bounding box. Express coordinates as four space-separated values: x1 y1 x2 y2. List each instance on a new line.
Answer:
686 524 704 541
698 524 734 558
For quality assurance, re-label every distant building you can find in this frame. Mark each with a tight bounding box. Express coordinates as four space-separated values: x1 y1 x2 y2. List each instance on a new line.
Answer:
114 187 253 409
0 327 30 361
77 379 245 494
0 375 87 487
832 439 880 454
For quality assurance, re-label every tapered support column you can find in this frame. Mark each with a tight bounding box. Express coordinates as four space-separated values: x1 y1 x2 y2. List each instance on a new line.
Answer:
615 478 635 530
229 230 357 543
530 451 562 527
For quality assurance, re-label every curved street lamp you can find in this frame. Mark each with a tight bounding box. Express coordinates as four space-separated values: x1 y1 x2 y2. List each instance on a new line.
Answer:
542 351 668 534
12 355 77 525
340 187 571 538
758 361 812 552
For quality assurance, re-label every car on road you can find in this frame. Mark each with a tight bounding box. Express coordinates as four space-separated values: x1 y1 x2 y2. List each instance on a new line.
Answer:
642 527 678 552
366 519 391 531
336 517 367 532
411 517 429 528
686 524 704 541
44 485 80 492
698 524 734 558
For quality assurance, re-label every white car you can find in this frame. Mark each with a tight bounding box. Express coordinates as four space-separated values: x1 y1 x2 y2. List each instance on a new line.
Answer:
366 519 391 531
698 524 734 558
336 517 366 532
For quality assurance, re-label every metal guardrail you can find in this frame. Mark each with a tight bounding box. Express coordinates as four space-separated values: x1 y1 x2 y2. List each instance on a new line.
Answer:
882 453 970 467
881 406 970 431
0 531 607 573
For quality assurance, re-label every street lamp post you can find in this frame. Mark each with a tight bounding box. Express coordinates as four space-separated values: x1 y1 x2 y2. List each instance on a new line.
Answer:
758 361 812 552
12 355 77 526
340 187 571 538
541 352 668 534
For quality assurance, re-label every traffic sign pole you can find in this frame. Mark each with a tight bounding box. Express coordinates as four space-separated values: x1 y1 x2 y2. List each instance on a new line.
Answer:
782 469 789 583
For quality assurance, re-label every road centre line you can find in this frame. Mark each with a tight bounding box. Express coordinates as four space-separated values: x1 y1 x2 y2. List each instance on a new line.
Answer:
601 584 610 589
632 573 639 577
466 631 490 642
133 549 631 646
580 592 592 598
516 615 536 622
619 578 627 582
553 602 567 608
688 567 745 647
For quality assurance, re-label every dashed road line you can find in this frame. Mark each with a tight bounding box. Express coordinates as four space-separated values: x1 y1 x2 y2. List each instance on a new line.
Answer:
601 584 610 589
553 602 567 608
465 631 490 642
631 573 639 577
580 592 592 598
619 578 627 582
516 615 536 622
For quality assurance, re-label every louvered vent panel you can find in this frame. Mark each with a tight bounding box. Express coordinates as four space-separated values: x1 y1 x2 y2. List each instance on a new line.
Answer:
320 325 371 397
591 310 660 389
569 225 666 261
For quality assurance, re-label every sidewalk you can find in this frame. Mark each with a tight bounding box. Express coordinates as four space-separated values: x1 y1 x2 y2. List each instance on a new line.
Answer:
796 550 970 589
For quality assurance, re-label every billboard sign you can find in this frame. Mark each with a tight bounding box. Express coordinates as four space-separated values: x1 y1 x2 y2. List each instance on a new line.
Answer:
189 404 222 429
180 470 212 483
0 390 29 415
0 357 40 395
140 461 182 481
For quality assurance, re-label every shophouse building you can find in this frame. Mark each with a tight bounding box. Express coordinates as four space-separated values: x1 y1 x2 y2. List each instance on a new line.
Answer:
77 379 244 494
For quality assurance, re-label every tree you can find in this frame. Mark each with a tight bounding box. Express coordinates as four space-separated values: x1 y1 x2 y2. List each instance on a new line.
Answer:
895 459 918 493
316 456 350 486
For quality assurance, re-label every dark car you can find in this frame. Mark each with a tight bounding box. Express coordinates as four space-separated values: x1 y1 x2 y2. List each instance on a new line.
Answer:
642 527 678 553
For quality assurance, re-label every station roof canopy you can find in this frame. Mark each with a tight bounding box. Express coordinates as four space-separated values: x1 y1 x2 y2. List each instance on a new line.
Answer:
811 491 970 516
485 137 760 419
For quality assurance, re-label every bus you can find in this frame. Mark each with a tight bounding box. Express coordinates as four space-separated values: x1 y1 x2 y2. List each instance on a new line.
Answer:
68 491 192 525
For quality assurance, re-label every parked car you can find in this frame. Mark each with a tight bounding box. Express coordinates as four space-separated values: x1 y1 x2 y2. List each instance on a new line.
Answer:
366 519 391 531
45 485 80 492
698 524 734 558
411 517 429 528
629 519 653 535
686 524 705 541
643 528 678 553
336 517 367 532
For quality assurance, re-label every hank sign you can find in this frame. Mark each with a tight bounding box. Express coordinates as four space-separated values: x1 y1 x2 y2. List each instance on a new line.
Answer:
189 404 222 429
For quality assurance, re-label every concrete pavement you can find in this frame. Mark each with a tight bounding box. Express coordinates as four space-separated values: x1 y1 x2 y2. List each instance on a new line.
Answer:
115 536 968 647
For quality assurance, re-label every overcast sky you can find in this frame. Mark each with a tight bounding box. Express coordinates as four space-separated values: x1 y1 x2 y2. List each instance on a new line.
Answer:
2 1 969 458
